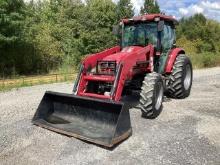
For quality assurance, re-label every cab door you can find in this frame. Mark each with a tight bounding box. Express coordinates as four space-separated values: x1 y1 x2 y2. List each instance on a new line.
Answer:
158 22 176 73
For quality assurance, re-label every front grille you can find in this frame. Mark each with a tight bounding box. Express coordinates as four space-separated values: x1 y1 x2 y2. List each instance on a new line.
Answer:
96 61 117 75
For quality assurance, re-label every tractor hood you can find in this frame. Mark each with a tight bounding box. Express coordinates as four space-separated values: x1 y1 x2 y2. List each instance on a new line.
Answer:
102 46 144 62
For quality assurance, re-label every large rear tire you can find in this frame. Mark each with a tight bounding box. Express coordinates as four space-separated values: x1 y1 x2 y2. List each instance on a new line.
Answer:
166 54 193 99
139 73 164 119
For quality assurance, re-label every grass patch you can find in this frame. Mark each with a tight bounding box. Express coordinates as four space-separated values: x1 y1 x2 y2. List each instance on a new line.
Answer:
177 37 220 69
189 52 220 69
0 73 76 92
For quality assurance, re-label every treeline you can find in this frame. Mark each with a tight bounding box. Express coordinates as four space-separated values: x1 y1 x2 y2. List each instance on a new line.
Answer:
0 0 134 77
0 0 220 77
176 14 220 68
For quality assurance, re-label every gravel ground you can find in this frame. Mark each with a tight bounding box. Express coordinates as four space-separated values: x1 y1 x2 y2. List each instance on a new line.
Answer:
0 67 220 165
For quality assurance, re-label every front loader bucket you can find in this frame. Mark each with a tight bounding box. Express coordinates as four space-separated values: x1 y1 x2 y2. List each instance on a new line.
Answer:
32 91 132 148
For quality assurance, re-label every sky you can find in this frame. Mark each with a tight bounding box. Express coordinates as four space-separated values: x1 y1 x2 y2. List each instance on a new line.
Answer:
25 0 220 22
113 0 220 22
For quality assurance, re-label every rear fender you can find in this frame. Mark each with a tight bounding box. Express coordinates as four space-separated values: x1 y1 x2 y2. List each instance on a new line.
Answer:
165 48 185 73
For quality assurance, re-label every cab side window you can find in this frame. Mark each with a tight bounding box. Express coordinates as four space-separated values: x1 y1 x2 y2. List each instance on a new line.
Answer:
161 24 175 51
136 28 146 46
146 23 158 46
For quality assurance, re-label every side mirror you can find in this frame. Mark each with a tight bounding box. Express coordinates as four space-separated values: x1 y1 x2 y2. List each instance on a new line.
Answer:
112 25 120 36
158 20 164 32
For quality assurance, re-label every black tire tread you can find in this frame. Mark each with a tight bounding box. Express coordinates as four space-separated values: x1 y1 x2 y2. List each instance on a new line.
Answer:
167 54 192 99
139 73 163 119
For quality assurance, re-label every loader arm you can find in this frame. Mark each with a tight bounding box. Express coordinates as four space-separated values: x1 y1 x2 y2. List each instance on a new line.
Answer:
73 46 121 95
83 46 121 69
75 44 154 102
113 45 154 101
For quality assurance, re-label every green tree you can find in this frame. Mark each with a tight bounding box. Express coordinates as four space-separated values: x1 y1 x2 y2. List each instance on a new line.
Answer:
0 0 26 45
79 0 118 54
176 13 220 68
24 0 118 72
0 0 29 76
54 0 85 71
176 14 220 53
23 0 63 73
140 0 160 14
116 0 134 20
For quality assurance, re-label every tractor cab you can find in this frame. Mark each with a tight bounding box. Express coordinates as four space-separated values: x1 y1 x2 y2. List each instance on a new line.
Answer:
114 14 178 73
119 14 177 49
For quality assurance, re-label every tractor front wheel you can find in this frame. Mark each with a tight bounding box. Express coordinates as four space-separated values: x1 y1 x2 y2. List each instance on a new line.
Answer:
139 73 164 119
166 54 193 99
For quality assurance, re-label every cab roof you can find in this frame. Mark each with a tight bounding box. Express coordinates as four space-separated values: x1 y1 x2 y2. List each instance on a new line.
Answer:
122 14 178 25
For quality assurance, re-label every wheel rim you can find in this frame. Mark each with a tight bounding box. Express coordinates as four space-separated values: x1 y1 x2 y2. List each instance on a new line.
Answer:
184 64 192 90
155 82 163 110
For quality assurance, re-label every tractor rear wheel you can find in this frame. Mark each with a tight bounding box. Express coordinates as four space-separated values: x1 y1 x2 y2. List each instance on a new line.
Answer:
139 73 164 119
166 54 193 99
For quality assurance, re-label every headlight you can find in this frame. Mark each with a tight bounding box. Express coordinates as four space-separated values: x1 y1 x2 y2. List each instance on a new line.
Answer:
97 61 117 75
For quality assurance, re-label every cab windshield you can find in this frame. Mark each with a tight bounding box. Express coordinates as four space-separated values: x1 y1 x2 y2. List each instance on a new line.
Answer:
122 22 158 48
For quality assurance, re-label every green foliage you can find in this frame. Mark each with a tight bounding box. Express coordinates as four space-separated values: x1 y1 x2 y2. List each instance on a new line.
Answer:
1 0 220 78
176 14 220 68
116 0 134 20
0 0 123 77
80 0 118 54
0 0 32 76
140 0 160 14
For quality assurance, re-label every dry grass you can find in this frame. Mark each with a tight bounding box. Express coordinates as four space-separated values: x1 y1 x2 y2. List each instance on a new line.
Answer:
0 73 76 91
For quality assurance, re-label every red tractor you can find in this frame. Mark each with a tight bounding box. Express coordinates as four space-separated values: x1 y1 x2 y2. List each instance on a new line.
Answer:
33 14 193 148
